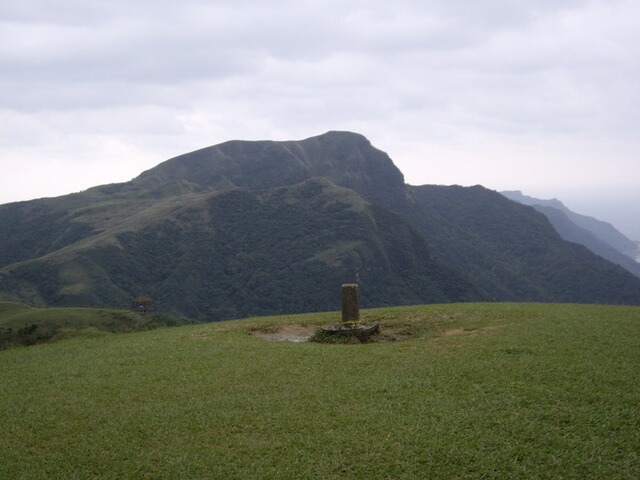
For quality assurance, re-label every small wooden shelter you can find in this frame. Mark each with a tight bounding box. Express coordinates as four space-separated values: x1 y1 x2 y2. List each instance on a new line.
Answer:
131 295 153 313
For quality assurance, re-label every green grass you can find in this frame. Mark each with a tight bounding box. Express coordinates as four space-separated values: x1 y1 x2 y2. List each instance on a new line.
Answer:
0 302 135 329
0 302 195 349
1 302 639 479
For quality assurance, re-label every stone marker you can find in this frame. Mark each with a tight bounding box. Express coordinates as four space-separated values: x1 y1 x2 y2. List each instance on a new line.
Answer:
341 283 359 323
320 283 378 340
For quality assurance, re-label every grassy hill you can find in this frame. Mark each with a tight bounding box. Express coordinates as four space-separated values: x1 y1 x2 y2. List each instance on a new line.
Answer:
0 302 197 350
1 302 638 479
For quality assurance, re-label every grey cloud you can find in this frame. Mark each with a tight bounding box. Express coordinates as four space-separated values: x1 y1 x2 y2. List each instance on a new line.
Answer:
0 0 639 231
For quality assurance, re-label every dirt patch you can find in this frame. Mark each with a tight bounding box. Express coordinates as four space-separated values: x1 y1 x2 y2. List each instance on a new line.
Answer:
442 325 505 337
254 323 405 344
252 324 507 344
252 325 317 342
191 331 213 339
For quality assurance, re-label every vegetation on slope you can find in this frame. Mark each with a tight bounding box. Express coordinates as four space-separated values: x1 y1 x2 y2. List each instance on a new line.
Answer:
531 204 640 279
134 130 407 208
502 189 639 256
2 131 640 317
402 184 640 304
0 179 482 320
0 302 197 350
1 302 638 479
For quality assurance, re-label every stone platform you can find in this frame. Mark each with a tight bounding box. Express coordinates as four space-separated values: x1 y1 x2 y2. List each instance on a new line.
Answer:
321 321 379 340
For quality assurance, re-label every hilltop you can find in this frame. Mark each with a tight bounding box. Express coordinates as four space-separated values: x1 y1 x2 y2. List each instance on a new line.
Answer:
1 302 639 478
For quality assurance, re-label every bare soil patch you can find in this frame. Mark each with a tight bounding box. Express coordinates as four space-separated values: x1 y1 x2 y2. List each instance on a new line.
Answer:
252 323 507 344
253 324 420 343
442 325 505 337
252 325 317 342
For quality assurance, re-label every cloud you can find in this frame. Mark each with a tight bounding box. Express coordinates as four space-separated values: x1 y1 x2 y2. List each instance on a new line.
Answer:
0 0 638 238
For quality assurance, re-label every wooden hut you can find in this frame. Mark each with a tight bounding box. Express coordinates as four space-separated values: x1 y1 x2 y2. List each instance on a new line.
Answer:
131 295 153 313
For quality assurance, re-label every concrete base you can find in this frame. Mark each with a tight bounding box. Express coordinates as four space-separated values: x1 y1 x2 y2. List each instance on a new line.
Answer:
321 321 379 340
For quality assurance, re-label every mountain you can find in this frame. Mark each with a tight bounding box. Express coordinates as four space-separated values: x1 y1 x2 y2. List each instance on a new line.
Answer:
0 176 481 321
397 185 640 301
1 131 640 320
133 130 407 209
502 190 640 279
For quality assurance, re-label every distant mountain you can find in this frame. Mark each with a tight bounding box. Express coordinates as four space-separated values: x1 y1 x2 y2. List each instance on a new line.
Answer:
502 190 640 279
397 185 640 301
1 132 640 320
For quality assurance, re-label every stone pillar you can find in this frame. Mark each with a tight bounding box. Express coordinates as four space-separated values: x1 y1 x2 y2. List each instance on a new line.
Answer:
341 284 359 323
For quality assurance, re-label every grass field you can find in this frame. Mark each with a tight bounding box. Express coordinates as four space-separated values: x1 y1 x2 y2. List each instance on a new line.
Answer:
1 302 639 479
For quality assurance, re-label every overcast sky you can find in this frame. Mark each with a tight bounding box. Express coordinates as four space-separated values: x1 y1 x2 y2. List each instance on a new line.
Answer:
1 0 639 239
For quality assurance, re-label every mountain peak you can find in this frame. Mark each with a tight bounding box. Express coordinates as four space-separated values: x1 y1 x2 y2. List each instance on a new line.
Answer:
307 130 370 143
134 131 405 205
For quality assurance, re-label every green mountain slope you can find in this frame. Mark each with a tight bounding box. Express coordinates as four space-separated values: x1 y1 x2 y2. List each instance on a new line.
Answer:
0 178 481 320
1 131 640 317
400 185 640 303
502 190 638 255
501 190 640 279
134 130 407 208
533 205 640 279
139 132 640 304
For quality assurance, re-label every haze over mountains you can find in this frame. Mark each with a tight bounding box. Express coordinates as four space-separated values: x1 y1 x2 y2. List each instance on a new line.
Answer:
502 190 640 275
1 131 639 321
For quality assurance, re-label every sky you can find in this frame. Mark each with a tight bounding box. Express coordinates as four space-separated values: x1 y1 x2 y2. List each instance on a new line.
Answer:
1 0 639 239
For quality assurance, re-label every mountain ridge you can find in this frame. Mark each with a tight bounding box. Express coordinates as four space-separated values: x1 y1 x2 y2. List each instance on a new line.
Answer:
1 131 639 319
0 174 484 320
501 190 640 278
134 130 407 208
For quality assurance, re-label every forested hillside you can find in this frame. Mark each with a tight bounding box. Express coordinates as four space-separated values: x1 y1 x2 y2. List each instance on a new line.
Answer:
1 131 639 320
0 178 481 321
501 190 640 279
